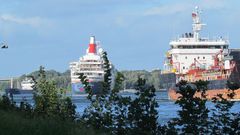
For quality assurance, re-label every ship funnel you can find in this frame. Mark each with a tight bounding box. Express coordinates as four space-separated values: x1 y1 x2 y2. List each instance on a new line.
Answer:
88 36 96 54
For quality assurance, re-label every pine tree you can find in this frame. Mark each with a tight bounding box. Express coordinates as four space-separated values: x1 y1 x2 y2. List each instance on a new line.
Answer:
102 51 112 94
81 51 114 130
210 81 240 134
112 72 125 93
172 80 210 134
128 77 159 135
78 73 93 100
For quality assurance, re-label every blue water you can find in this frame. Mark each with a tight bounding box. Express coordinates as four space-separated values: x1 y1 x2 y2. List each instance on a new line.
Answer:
8 91 240 123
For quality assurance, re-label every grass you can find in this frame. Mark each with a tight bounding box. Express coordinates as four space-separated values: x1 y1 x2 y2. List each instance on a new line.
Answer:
0 110 106 135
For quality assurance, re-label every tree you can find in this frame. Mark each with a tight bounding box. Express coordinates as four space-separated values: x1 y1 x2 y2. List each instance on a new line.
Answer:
112 96 131 135
32 66 76 120
128 77 159 135
121 70 162 90
81 51 114 131
102 51 112 94
171 80 210 134
81 53 160 134
210 81 240 134
0 95 16 110
58 97 76 121
113 72 125 93
78 73 93 100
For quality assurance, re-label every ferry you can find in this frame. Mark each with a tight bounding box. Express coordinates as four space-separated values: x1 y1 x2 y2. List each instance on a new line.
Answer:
161 7 240 100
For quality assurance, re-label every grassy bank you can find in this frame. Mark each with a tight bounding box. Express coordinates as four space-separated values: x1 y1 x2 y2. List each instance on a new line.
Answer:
0 110 104 135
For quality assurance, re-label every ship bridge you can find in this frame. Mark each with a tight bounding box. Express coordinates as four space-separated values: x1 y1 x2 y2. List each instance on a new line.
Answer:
164 7 232 75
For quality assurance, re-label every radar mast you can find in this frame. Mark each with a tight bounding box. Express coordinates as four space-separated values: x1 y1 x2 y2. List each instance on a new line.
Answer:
192 6 205 41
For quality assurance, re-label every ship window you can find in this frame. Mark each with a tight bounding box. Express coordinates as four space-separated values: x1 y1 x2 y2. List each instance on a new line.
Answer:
198 56 200 59
203 57 205 59
183 66 185 69
185 56 187 59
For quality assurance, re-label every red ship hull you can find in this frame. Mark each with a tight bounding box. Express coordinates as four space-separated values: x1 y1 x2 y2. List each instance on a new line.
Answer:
168 88 240 101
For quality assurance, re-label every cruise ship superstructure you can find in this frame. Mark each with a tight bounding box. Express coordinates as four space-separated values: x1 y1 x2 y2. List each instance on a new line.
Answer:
70 36 116 94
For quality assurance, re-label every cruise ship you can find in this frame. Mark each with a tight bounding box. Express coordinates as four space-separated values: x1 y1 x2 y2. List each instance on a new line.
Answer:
161 7 240 100
70 36 116 94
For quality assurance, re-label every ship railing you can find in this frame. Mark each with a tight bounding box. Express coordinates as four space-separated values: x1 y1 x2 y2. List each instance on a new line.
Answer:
171 38 229 43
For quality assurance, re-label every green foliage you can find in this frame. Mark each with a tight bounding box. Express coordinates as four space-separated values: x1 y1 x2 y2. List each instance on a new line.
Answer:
113 72 125 93
0 69 71 92
0 66 104 135
0 69 161 92
210 81 240 134
0 110 106 135
121 69 162 90
161 80 240 134
111 96 131 134
82 77 159 135
0 81 10 92
57 97 76 121
102 51 112 94
158 122 178 135
81 51 114 130
165 80 210 134
19 100 33 118
32 66 76 120
78 73 93 100
81 52 159 134
128 77 159 135
1 61 239 134
0 95 16 110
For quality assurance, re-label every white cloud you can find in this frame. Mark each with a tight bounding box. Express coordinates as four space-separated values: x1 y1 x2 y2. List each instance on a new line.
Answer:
0 14 47 27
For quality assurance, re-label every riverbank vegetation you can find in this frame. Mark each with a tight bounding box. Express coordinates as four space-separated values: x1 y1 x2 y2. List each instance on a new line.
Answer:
0 110 99 135
0 52 240 134
0 66 106 135
0 69 163 92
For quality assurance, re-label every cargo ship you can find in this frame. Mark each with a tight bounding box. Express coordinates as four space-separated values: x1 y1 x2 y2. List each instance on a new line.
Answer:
161 7 240 100
69 36 116 95
5 77 34 95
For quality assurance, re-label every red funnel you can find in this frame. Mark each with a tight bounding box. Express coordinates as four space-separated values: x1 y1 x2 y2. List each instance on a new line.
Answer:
89 36 96 53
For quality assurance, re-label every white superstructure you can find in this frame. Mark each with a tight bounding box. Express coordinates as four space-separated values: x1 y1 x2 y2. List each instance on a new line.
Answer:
163 7 231 75
21 78 34 90
70 36 115 85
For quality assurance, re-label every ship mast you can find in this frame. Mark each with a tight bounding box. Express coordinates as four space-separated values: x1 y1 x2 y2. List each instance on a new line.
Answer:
192 6 205 41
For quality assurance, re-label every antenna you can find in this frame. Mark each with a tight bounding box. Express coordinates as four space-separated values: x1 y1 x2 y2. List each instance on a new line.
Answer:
192 6 205 41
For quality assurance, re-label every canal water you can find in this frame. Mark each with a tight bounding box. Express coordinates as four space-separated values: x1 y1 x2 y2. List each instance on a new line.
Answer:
6 91 240 124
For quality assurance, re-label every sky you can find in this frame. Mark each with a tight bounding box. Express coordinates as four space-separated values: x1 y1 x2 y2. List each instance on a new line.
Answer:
0 0 240 77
